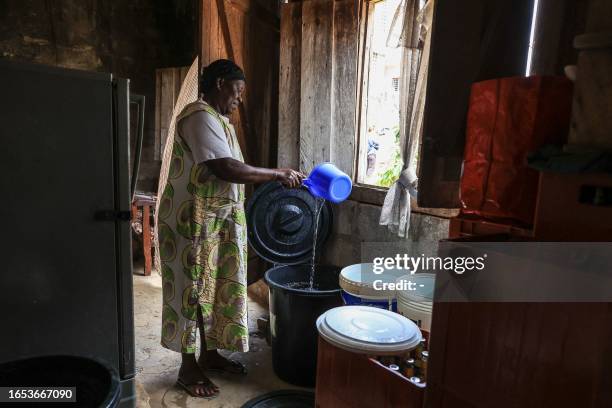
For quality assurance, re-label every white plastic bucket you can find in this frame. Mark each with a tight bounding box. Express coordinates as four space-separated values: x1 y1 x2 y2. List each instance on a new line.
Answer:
395 273 435 331
339 263 402 311
316 306 422 355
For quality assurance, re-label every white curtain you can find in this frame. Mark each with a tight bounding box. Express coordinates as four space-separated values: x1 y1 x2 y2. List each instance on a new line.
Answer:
379 0 434 238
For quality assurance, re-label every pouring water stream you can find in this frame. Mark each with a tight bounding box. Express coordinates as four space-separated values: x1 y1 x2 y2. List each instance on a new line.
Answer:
309 197 325 290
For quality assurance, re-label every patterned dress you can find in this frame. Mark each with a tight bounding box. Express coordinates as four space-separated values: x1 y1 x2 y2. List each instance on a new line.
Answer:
159 100 249 353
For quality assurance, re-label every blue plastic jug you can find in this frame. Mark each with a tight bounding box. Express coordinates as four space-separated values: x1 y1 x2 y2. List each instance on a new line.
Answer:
302 163 352 203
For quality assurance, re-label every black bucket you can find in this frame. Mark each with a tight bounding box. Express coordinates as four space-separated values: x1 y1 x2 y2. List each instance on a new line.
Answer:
265 264 342 387
0 355 121 408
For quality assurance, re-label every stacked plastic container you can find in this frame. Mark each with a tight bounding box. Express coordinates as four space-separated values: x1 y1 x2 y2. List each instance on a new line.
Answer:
396 273 435 332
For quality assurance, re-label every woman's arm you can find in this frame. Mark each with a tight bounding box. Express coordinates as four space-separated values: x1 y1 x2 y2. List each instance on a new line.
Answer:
205 157 305 188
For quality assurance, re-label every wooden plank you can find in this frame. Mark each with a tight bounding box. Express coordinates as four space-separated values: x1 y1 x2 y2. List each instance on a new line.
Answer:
354 0 374 183
428 300 612 407
159 69 176 156
316 337 425 407
331 0 359 177
154 70 162 159
585 0 612 31
201 0 222 64
278 1 302 169
240 2 279 169
418 0 486 209
201 0 213 65
216 0 252 163
348 184 387 206
595 303 612 407
252 0 281 32
200 0 280 170
477 1 536 80
250 30 274 168
217 0 238 63
530 0 566 75
155 67 189 160
268 35 280 168
212 0 222 62
299 0 334 173
180 66 190 82
349 185 459 218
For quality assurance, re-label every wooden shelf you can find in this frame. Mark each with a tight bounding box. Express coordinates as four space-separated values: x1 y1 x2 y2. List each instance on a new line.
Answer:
315 337 425 408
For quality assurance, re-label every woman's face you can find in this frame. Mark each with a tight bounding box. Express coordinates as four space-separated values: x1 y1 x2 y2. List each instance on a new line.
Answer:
216 78 245 115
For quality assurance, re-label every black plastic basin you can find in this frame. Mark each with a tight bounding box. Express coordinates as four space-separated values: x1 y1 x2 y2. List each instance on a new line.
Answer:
0 355 120 408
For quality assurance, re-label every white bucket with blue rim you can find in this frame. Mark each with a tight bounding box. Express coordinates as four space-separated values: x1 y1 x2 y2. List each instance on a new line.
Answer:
339 263 404 312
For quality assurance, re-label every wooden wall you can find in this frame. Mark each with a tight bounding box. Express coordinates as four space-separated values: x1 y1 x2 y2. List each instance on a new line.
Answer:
278 0 452 273
199 0 280 170
0 0 198 193
278 0 359 175
427 301 612 407
155 66 190 160
529 0 589 76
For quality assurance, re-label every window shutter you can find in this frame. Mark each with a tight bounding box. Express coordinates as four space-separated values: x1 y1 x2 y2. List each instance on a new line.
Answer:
418 0 535 208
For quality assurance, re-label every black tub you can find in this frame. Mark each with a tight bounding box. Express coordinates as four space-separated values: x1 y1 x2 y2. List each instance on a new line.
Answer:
265 264 342 387
0 355 121 407
247 182 340 387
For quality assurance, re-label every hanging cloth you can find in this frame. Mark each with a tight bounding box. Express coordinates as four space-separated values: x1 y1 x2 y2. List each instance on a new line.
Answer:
380 0 434 237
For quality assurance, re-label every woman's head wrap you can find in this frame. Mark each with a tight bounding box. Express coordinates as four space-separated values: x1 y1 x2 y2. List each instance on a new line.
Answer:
200 59 246 93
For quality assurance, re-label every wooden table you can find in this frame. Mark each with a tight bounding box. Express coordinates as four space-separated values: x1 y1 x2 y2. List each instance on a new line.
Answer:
132 193 156 276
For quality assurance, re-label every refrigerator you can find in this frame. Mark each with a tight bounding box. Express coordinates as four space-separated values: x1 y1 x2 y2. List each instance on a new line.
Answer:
0 60 137 406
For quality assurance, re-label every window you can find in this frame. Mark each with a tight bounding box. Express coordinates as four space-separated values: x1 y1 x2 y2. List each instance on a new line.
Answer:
356 0 404 188
351 0 537 209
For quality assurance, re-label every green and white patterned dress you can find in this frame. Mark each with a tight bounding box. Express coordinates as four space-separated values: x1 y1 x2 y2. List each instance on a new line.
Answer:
158 100 249 353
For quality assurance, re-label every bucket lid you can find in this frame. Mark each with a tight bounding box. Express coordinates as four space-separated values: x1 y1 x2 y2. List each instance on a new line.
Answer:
317 306 422 355
241 390 315 408
396 273 436 302
246 181 333 265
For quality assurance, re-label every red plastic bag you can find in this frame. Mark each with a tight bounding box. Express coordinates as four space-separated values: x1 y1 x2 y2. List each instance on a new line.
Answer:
460 76 573 225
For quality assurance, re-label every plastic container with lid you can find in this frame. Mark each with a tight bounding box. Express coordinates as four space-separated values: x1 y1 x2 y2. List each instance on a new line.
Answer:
339 263 405 311
316 305 422 356
395 273 435 331
247 181 341 387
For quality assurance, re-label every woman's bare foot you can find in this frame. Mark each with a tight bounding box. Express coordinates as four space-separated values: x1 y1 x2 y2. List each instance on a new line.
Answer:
178 354 219 398
198 349 247 375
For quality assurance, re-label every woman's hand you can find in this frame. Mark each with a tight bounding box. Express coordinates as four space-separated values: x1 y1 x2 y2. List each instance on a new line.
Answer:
274 168 306 188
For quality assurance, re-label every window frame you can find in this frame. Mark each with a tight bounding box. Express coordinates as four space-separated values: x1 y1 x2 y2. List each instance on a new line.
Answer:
354 0 406 191
350 0 457 219
353 0 375 190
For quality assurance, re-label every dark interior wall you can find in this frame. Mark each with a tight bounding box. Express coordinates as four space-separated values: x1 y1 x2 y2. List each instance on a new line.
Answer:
0 0 197 192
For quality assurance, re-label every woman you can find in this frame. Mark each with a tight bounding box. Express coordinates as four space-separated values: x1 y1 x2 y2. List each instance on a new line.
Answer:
158 59 304 398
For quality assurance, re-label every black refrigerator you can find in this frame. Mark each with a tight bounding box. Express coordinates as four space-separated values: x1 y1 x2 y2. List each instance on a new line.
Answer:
0 60 136 406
